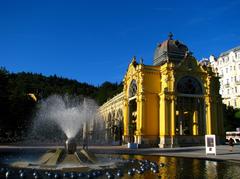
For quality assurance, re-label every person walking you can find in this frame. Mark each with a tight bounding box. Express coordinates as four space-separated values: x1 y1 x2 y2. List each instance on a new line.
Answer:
229 138 234 152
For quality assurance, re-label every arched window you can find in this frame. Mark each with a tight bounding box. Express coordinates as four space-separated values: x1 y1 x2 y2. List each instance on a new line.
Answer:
177 76 202 94
129 80 137 97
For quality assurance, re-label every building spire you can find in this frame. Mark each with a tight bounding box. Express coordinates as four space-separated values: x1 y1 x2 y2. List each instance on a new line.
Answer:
140 57 143 64
131 56 138 67
168 32 173 40
131 56 136 63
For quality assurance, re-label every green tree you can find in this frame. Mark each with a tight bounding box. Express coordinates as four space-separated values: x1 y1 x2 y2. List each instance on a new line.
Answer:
0 67 10 137
96 81 123 105
223 105 240 131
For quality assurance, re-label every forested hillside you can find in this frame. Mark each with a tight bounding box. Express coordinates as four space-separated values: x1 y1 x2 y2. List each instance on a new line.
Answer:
0 67 122 142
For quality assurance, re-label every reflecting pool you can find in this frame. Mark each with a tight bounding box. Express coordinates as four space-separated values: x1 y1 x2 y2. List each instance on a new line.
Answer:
123 154 240 178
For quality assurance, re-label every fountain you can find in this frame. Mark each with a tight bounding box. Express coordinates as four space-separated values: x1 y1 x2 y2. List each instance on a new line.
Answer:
31 94 99 141
11 95 120 170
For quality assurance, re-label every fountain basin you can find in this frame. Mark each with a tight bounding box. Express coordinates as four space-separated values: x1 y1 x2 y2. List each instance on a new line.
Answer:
1 147 240 178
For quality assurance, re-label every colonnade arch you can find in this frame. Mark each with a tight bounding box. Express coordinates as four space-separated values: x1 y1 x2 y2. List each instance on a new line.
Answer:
175 76 205 136
98 92 124 144
128 79 138 143
104 109 124 144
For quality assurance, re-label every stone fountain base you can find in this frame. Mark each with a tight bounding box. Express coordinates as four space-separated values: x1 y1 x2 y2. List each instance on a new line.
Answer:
12 148 102 170
38 148 97 166
1 146 165 179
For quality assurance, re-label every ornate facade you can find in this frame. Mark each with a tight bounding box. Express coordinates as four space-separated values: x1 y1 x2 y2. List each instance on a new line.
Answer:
99 35 224 148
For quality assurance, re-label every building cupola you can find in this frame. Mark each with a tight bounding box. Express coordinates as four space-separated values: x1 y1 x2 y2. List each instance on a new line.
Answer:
153 33 189 66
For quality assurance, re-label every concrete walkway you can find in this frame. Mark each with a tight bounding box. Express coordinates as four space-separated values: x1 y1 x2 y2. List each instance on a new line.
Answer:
0 144 240 163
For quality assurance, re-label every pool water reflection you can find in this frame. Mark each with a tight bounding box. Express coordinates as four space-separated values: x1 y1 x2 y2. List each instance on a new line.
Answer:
0 149 240 178
120 155 240 178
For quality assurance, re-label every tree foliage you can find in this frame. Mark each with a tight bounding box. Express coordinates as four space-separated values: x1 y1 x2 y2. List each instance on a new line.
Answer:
223 105 240 131
96 81 123 105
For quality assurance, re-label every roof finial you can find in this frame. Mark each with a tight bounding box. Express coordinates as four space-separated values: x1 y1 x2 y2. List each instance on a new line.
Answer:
168 32 173 40
132 56 136 63
131 56 138 67
185 51 193 58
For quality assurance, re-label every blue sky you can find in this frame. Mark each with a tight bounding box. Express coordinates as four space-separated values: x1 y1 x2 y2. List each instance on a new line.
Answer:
0 0 239 86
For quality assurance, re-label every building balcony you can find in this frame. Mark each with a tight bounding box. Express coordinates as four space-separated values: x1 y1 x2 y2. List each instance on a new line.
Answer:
223 96 231 99
236 81 240 85
218 74 223 77
225 83 230 88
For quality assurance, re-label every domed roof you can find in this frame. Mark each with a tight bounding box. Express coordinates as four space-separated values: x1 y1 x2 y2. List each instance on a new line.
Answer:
153 33 188 66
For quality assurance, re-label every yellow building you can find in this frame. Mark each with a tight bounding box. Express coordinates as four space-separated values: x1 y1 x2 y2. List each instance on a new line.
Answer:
99 35 224 148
